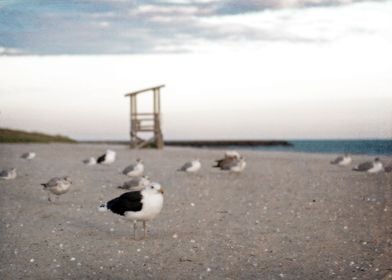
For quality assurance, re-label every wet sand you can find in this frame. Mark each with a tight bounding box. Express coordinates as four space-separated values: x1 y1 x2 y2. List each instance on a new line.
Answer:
0 144 391 279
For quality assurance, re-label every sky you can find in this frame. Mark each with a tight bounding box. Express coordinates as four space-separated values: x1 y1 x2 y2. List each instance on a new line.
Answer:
0 0 391 140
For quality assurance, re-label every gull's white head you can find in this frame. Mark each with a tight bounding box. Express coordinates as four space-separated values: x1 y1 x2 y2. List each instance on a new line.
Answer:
27 152 36 159
63 176 72 184
105 150 116 162
106 149 116 155
98 203 107 212
146 182 164 194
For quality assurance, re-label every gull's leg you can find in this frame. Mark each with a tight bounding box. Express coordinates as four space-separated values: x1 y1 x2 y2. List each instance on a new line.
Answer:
143 221 147 239
133 220 137 240
47 192 52 202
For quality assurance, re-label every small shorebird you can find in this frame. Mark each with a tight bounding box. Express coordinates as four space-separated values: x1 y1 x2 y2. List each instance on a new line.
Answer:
21 152 36 160
224 157 247 173
122 159 144 177
0 168 17 180
178 159 201 173
97 150 116 164
214 150 241 169
118 176 150 192
330 154 352 166
83 157 97 165
353 158 383 173
214 157 236 169
41 176 72 202
99 182 164 240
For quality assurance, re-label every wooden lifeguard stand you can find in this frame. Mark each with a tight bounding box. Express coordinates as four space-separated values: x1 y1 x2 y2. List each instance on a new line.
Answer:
124 85 164 149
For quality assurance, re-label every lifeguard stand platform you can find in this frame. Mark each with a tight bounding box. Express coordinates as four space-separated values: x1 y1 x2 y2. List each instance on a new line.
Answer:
124 85 164 149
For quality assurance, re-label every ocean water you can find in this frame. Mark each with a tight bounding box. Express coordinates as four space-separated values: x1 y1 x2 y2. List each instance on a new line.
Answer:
254 140 392 155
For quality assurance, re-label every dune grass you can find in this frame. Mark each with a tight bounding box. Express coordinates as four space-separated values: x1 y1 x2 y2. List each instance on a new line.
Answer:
0 128 76 143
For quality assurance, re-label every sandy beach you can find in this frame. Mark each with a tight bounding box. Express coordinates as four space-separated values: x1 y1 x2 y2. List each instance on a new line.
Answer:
0 143 391 280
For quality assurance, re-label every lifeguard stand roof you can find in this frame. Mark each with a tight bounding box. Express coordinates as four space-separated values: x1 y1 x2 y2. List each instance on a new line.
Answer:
125 85 165 97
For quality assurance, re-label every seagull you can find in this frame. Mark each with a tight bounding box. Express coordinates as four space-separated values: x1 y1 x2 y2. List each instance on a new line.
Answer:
224 150 240 159
97 150 116 164
213 157 246 173
353 158 384 173
83 157 97 165
220 157 247 173
178 159 201 173
99 182 164 240
330 154 352 166
118 176 150 191
41 176 72 202
21 152 36 160
214 150 241 169
0 168 17 180
214 157 236 169
122 159 144 177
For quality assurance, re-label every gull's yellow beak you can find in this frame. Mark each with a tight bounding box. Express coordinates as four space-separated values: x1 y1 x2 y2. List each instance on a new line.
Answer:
159 187 165 194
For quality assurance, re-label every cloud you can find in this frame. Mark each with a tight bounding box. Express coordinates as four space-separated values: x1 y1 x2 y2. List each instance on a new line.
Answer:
213 0 387 14
98 21 110 28
131 4 201 16
0 0 389 54
0 46 23 55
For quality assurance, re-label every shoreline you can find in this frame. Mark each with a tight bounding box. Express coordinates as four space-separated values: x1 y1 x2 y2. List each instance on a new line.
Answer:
78 139 292 147
3 141 391 156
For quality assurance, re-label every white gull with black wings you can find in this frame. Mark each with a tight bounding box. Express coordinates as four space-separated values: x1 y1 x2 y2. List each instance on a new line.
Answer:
99 182 164 239
97 150 116 164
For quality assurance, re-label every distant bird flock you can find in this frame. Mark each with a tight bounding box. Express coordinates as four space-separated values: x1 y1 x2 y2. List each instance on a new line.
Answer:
331 154 387 174
0 147 390 241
